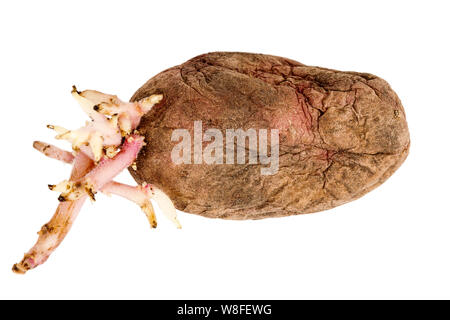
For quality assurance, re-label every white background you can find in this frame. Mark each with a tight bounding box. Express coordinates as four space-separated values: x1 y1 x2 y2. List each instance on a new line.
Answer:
0 0 449 299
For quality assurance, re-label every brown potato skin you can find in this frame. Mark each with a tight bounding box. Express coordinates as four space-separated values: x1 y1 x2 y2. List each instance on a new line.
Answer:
129 52 410 219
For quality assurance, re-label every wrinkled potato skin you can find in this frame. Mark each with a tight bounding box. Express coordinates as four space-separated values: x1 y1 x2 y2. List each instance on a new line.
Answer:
129 52 409 219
